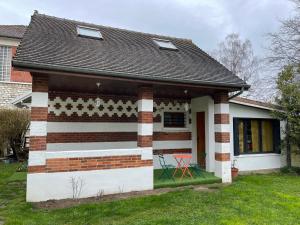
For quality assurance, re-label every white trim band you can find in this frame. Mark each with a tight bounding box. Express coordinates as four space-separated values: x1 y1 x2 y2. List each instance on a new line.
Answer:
28 151 46 166
214 124 230 133
30 121 47 136
47 122 188 133
138 123 153 136
215 142 230 153
47 140 191 151
31 92 48 107
214 103 229 114
45 148 150 159
138 99 153 112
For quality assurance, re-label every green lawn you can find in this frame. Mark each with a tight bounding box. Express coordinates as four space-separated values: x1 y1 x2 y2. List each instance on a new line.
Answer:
1 163 300 225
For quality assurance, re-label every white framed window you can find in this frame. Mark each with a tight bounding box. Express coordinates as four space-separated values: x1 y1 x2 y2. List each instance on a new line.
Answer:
77 26 103 39
0 46 12 81
153 38 177 50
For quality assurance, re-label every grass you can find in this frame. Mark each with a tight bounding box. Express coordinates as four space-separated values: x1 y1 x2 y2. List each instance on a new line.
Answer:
154 168 221 188
1 163 300 224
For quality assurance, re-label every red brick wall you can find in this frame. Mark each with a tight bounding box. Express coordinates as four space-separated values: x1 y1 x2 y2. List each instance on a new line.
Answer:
214 114 230 124
215 132 230 143
45 155 152 173
215 153 230 161
11 47 32 83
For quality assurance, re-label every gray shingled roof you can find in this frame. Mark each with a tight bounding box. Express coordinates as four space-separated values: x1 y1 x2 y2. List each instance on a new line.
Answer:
0 25 26 39
13 13 249 89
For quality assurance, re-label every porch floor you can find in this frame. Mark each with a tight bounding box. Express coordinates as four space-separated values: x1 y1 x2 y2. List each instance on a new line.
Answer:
154 168 221 189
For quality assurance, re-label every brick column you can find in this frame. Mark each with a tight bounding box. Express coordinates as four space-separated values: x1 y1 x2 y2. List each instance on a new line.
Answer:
28 75 48 173
137 87 153 148
214 92 231 183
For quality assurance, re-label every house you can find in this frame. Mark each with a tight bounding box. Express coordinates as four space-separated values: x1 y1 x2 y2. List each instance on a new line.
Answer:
0 25 32 107
12 12 283 202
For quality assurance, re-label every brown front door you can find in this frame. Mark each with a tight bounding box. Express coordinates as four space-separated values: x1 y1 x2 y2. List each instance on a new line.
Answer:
197 112 206 168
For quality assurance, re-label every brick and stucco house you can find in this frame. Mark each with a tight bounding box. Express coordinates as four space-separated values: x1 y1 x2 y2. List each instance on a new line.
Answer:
12 12 283 202
0 25 32 107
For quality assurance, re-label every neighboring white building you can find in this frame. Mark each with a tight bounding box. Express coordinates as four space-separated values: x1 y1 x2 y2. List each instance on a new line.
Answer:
0 25 32 108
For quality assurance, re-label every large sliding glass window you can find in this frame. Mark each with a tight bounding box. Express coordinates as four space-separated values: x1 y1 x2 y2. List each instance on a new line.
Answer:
233 118 280 155
0 46 12 81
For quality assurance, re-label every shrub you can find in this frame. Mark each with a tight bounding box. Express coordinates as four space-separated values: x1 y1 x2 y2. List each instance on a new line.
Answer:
280 166 300 175
0 108 30 161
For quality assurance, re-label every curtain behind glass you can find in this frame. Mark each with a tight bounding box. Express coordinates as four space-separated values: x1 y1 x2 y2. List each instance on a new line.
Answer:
262 120 273 152
238 121 244 153
251 120 260 152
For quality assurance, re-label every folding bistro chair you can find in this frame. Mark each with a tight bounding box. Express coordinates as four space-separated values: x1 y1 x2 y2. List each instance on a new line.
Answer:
158 154 175 181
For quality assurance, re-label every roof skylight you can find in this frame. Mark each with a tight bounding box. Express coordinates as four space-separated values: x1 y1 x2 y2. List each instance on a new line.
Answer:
153 38 177 50
77 26 103 39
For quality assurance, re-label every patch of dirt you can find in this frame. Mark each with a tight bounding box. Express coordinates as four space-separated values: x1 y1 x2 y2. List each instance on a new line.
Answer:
34 183 226 209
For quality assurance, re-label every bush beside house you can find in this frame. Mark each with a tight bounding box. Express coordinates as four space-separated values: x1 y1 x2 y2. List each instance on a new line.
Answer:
0 108 30 161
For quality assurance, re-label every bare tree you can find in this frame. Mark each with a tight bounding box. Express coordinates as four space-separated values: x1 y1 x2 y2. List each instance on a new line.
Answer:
211 33 261 98
267 0 300 68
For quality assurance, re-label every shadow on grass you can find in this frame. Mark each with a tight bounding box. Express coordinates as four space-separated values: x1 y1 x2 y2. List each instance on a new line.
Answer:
154 168 221 189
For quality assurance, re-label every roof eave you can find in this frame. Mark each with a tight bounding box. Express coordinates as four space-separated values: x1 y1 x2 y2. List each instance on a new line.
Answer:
12 59 250 91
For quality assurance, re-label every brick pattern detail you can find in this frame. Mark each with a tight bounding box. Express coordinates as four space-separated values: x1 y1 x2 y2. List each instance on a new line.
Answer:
138 135 153 147
138 86 153 100
47 92 190 123
45 155 152 173
153 148 191 155
28 165 46 173
48 113 138 122
215 132 230 143
31 107 48 121
47 132 137 143
215 153 230 161
138 87 153 147
153 132 191 141
214 114 229 124
30 136 47 151
32 74 48 92
46 132 191 143
138 112 153 123
11 47 32 83
214 92 229 104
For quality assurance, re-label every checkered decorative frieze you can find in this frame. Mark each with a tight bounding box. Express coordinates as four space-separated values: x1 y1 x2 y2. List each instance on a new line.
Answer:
154 101 190 118
48 96 191 118
49 97 137 117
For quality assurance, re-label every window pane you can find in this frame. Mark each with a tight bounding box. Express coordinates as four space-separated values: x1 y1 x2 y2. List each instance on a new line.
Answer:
262 120 273 152
251 120 260 153
153 39 177 50
0 46 12 81
164 112 185 128
77 26 103 39
245 120 259 153
238 120 244 153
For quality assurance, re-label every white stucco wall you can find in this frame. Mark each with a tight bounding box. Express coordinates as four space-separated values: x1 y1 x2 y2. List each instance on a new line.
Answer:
229 103 285 171
27 166 153 202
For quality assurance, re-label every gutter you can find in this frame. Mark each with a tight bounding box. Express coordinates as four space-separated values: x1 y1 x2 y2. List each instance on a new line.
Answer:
228 86 245 100
12 59 251 91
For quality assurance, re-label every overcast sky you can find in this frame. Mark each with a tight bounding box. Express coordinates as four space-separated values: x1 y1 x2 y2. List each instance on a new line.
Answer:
0 0 295 56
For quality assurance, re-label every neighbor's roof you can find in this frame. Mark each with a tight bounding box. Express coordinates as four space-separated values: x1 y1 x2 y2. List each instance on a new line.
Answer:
13 12 249 89
0 25 27 39
230 97 278 111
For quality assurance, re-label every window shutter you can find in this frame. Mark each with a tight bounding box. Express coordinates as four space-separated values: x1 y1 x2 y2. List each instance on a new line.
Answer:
233 118 239 156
